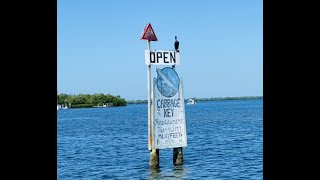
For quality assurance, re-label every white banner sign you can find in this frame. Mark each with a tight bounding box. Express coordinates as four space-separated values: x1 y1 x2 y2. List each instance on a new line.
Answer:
153 76 187 149
145 50 180 65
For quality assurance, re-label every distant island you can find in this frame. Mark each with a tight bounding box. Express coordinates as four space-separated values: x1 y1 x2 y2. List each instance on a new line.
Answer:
126 96 262 104
57 93 126 108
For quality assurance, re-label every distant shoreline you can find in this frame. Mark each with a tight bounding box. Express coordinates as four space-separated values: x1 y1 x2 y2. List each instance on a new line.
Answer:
126 96 262 104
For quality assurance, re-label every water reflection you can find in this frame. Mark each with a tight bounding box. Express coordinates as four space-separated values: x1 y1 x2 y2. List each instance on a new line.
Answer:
147 165 189 180
173 165 184 176
147 166 162 179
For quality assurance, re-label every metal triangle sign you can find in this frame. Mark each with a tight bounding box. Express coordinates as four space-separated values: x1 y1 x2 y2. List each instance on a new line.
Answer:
140 23 158 41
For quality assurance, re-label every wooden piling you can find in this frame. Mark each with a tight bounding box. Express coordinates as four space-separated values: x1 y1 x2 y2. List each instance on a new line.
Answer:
173 147 183 165
149 148 160 168
171 64 183 166
147 40 160 168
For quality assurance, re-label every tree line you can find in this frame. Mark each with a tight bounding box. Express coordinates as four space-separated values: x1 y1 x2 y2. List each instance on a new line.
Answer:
192 96 262 102
57 93 126 108
126 96 262 104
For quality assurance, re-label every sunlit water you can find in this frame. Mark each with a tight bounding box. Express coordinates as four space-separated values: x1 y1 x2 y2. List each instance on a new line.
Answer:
58 99 262 179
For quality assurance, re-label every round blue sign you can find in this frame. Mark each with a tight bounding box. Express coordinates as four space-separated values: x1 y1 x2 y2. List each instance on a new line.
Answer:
156 67 180 97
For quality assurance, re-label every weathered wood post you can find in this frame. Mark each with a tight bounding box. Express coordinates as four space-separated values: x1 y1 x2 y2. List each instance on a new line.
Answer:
173 147 183 165
141 23 159 168
147 40 159 168
172 64 183 166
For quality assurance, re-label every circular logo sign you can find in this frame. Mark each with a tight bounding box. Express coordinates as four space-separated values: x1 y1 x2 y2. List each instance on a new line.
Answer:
156 67 180 97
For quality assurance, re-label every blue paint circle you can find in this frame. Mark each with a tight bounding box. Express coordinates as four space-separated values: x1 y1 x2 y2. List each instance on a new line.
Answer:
156 67 180 97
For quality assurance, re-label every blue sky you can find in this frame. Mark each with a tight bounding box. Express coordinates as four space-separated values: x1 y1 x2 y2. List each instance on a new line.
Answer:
58 0 262 101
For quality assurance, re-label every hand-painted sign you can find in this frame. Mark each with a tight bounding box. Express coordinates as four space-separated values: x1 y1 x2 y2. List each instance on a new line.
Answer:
153 67 187 149
145 50 180 65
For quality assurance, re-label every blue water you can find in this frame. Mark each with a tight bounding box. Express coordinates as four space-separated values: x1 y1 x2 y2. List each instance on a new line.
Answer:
58 99 262 179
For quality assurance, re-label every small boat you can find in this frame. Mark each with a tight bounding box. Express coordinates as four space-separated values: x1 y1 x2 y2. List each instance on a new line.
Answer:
187 99 196 105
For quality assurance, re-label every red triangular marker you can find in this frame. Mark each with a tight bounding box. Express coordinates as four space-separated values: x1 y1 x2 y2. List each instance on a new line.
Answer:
140 23 158 41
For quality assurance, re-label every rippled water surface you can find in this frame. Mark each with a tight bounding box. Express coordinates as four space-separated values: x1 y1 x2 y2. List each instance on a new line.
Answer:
58 99 262 179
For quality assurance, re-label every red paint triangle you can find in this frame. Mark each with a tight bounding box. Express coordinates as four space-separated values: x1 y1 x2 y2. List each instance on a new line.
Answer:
140 23 158 41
